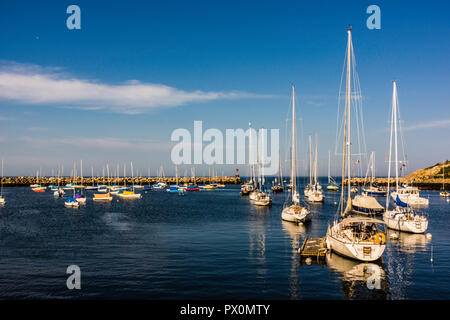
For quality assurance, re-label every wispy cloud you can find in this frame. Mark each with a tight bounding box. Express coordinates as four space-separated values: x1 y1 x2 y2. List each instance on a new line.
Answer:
402 119 450 131
0 61 274 114
18 136 171 152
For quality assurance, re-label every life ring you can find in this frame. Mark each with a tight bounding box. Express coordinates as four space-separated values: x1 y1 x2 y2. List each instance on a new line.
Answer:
375 232 386 244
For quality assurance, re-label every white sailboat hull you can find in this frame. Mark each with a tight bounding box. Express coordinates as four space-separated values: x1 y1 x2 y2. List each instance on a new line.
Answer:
326 225 385 262
305 188 324 202
391 192 429 206
281 205 310 224
383 211 428 233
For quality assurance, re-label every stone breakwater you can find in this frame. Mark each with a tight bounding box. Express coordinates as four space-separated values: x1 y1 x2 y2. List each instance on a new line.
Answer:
1 176 241 187
345 177 449 191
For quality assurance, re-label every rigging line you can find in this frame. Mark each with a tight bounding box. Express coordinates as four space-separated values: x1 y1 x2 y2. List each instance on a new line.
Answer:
335 41 348 157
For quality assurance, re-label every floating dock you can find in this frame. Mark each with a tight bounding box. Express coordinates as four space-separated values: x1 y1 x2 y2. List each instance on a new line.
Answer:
298 237 327 261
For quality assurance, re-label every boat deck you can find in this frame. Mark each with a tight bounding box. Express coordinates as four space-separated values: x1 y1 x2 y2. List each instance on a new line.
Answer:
298 237 327 261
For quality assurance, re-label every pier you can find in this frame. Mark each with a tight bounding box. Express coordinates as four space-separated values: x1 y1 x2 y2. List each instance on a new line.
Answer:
298 237 327 262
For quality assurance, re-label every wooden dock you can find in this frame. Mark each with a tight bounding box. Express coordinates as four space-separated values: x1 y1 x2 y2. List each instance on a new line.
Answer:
298 237 327 261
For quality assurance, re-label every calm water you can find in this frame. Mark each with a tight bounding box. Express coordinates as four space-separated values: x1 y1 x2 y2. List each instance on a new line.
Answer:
0 179 449 299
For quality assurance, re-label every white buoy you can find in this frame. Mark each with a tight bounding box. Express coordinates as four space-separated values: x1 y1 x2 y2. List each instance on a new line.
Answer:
390 233 399 240
426 233 432 240
305 257 312 265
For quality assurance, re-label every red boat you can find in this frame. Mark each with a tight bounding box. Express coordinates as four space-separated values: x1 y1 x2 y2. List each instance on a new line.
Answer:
186 185 200 191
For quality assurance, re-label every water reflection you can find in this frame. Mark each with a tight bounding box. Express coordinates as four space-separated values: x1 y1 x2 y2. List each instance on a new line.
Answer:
389 231 431 253
384 231 431 299
282 221 307 299
326 252 387 299
248 207 269 272
102 212 131 231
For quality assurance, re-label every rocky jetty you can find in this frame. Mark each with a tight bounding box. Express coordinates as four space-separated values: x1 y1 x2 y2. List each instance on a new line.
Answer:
346 160 449 190
1 176 241 187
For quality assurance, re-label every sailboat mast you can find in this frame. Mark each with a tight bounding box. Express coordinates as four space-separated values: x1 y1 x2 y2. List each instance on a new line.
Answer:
328 150 331 184
346 28 352 206
308 135 312 186
261 128 265 191
291 84 296 195
340 27 352 217
386 81 395 210
314 133 318 185
393 81 399 192
1 159 3 196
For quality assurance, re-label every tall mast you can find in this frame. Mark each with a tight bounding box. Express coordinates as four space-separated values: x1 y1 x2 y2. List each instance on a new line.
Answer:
131 162 135 190
393 81 399 193
371 152 375 185
314 133 318 185
308 135 312 186
278 149 282 184
291 84 296 195
328 150 331 183
386 81 396 210
248 122 253 185
341 27 352 217
261 128 265 192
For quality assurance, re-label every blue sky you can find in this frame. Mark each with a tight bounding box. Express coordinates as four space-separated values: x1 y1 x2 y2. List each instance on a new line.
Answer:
0 0 449 177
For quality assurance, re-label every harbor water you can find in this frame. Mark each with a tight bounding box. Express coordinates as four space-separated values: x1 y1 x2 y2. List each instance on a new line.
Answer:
0 179 449 299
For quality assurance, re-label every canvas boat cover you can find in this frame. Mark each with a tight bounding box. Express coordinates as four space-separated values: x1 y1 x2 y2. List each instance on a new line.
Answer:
352 195 384 210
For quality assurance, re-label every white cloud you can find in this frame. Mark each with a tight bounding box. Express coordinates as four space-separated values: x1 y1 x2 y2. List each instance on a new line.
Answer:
18 136 171 152
402 119 450 131
0 61 273 114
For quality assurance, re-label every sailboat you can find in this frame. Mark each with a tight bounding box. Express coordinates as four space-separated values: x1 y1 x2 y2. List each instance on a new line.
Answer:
85 167 98 190
326 27 386 262
0 159 5 204
272 150 284 192
281 84 310 223
251 128 272 206
203 167 218 190
65 181 79 208
53 165 65 197
118 162 141 199
440 163 449 197
387 92 429 206
362 152 386 196
186 167 200 191
32 169 46 192
241 123 256 196
93 165 112 201
305 134 324 202
167 166 184 193
74 160 86 204
327 150 339 191
152 165 167 190
352 152 385 216
383 81 428 233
